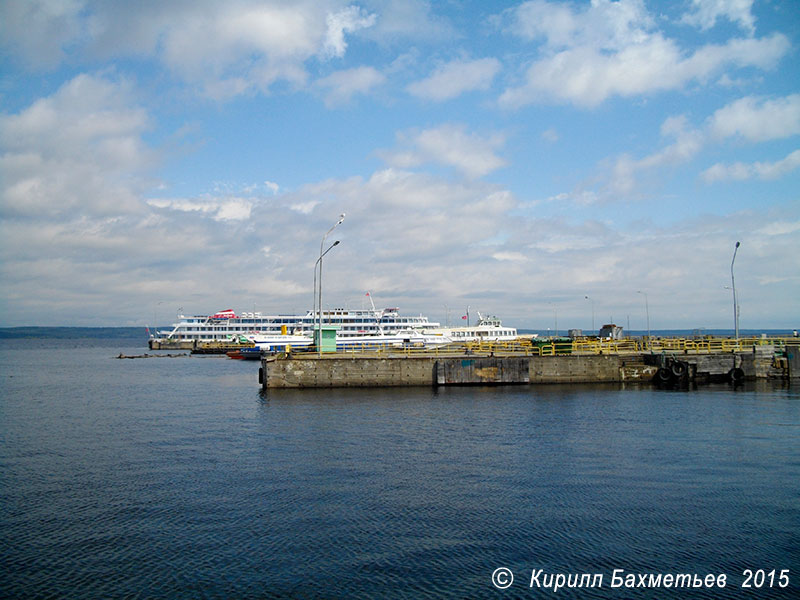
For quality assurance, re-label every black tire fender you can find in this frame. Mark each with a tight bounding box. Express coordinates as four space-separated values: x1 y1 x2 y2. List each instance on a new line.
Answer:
728 367 744 384
656 367 673 384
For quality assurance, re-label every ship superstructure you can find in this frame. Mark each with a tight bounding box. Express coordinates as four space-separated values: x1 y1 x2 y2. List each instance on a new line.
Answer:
152 307 440 343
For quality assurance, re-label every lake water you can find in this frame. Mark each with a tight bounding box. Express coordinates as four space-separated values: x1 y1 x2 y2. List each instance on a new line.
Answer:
1 339 798 599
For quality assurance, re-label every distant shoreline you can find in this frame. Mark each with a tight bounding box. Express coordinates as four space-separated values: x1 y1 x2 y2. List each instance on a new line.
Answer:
0 327 149 339
0 326 796 340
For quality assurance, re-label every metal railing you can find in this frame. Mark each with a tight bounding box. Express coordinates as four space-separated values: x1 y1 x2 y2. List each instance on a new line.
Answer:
275 336 794 359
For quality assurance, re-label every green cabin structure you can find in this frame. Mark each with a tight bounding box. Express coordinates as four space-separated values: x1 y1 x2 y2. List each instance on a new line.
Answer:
313 325 339 353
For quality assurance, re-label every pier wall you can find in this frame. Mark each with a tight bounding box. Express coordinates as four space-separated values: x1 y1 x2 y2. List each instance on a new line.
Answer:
260 348 785 389
261 355 437 388
529 354 647 383
788 345 800 379
260 353 663 389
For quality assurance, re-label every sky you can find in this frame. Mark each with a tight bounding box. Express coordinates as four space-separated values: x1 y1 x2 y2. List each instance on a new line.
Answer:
1 0 798 331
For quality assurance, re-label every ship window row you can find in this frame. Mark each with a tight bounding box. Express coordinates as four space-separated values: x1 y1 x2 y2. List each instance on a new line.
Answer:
179 323 431 333
190 316 427 325
451 330 516 337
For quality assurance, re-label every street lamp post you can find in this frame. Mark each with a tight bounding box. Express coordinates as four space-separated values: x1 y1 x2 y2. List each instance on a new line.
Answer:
637 290 650 348
313 240 340 339
730 241 740 341
549 302 558 337
584 295 594 335
153 300 163 335
317 214 345 355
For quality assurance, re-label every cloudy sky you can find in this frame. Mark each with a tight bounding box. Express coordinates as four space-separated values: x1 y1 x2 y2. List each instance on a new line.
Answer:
1 0 798 330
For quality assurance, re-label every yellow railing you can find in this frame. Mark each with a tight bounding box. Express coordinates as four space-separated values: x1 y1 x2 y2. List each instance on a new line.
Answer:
642 336 791 354
280 336 793 359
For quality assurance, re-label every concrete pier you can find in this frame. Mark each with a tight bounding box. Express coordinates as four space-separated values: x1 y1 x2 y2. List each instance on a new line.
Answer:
259 347 785 389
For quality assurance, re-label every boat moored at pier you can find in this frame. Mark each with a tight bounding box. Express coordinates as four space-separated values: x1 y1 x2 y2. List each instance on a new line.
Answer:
150 306 442 346
423 313 522 342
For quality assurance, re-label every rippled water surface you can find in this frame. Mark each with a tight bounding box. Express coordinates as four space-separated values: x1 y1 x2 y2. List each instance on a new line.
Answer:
2 339 799 599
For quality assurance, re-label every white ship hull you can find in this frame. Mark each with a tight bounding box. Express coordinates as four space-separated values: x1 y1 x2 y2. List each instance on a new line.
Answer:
248 330 453 351
151 306 441 343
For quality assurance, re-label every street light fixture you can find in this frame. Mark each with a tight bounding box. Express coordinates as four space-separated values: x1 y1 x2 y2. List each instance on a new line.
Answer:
730 241 740 341
584 295 594 335
317 214 345 355
637 290 650 346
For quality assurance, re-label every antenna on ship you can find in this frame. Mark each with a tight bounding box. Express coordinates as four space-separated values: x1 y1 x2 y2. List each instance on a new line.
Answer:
365 292 383 335
365 291 376 312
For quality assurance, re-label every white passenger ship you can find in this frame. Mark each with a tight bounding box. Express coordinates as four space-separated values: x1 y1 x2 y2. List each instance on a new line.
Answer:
152 306 441 343
424 313 522 342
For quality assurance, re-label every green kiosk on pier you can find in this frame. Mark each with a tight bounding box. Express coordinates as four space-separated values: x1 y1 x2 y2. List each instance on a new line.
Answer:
314 325 339 353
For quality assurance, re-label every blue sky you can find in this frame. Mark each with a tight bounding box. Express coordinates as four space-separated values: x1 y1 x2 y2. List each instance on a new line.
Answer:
1 0 798 329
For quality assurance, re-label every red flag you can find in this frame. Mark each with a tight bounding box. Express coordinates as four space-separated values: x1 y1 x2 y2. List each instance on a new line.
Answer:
462 315 467 320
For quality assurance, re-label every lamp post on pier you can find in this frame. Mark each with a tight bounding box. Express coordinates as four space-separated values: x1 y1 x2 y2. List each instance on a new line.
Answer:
313 240 340 336
730 241 740 341
637 290 650 347
584 295 594 336
317 214 345 355
153 300 163 335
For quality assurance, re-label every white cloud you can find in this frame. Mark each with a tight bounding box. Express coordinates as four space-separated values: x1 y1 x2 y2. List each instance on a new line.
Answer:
1 2 797 329
214 198 253 221
0 73 153 219
541 128 559 142
637 116 706 169
407 57 501 101
316 66 386 106
147 197 253 221
289 200 321 214
491 251 528 262
601 93 800 196
362 0 455 42
265 180 280 194
0 1 457 102
701 149 800 183
506 0 654 50
754 220 800 236
379 124 508 178
321 5 376 59
498 0 788 108
157 2 326 98
0 0 84 68
604 115 705 196
2 1 379 99
682 0 756 35
1 137 798 328
707 94 800 142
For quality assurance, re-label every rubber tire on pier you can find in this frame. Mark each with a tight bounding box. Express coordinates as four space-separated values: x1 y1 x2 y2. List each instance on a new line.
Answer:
728 367 744 385
656 367 673 386
671 361 687 378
